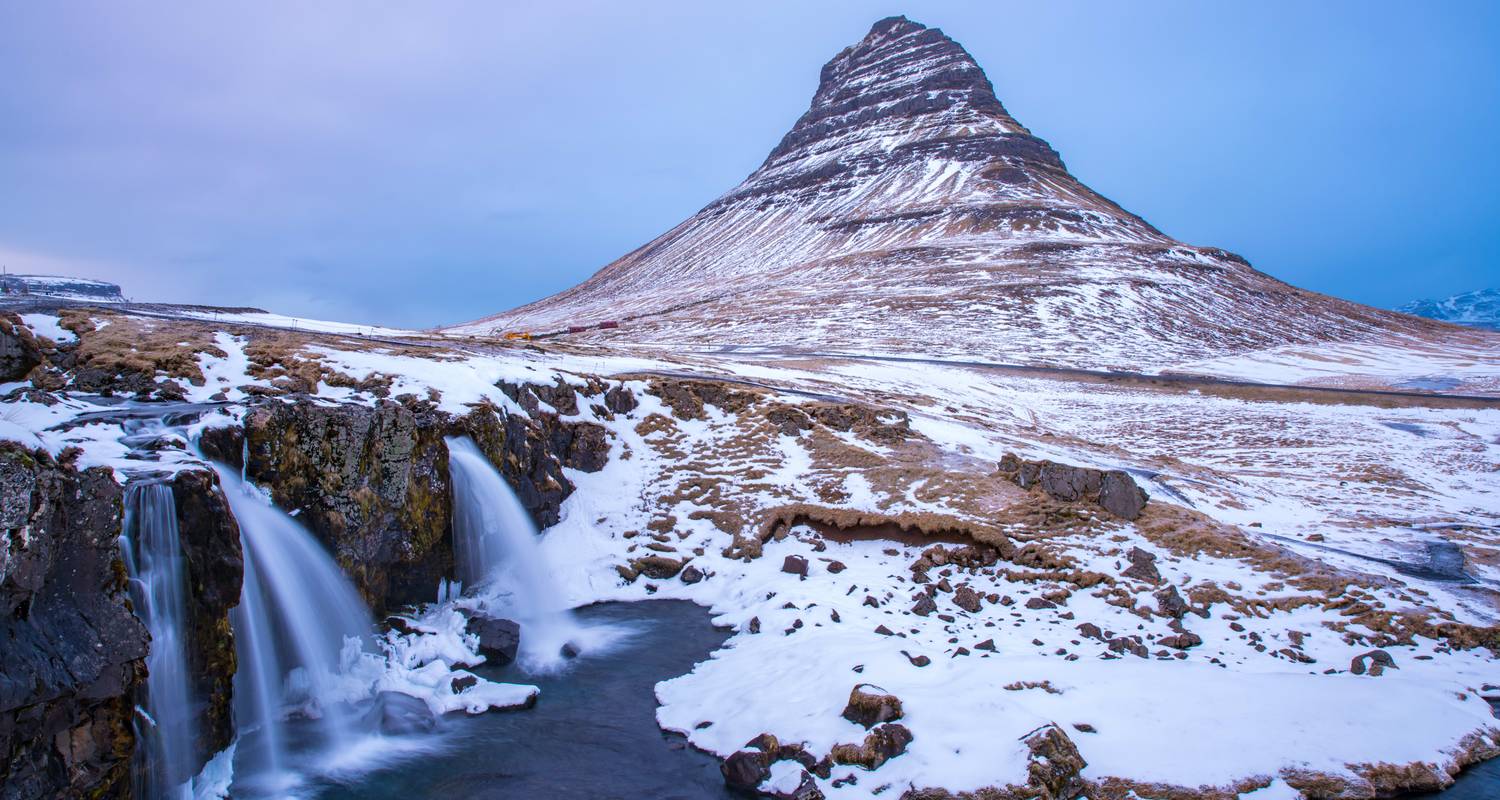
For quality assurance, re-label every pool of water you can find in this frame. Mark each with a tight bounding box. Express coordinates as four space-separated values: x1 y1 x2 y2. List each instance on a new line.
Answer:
312 600 735 800
1418 754 1500 798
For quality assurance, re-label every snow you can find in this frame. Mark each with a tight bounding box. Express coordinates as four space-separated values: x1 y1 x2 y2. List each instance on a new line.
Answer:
20 313 75 343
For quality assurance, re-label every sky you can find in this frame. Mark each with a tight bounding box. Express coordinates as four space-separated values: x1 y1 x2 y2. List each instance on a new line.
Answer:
1 1 1496 329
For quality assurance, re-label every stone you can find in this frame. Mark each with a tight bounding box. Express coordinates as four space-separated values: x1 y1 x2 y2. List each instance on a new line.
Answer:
1155 585 1191 619
466 615 521 664
1021 723 1087 799
0 317 42 381
680 564 705 584
830 723 913 770
826 560 847 574
975 639 997 652
997 453 1150 520
371 692 438 735
911 593 938 616
841 684 904 728
1121 547 1161 583
952 586 982 613
1025 597 1057 610
451 674 479 694
721 749 772 792
1351 649 1397 676
782 555 810 577
631 554 685 579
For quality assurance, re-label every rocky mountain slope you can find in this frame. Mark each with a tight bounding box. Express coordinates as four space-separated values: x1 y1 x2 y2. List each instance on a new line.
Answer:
453 16 1455 373
1401 289 1500 331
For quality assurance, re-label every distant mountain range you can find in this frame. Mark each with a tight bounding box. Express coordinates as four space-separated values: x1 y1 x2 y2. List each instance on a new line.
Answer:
1399 288 1500 331
0 274 123 302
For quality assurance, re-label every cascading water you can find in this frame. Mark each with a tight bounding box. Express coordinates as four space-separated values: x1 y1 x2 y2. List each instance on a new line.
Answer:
445 436 584 669
213 464 376 795
121 482 200 800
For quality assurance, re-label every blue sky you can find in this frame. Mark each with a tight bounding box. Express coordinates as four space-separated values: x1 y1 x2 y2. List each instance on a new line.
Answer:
1 1 1496 327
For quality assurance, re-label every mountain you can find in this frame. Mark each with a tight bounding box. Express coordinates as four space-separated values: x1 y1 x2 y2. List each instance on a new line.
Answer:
0 274 123 302
1399 288 1500 331
452 16 1446 370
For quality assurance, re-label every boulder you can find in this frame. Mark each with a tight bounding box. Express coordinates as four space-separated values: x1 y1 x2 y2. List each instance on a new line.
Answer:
721 749 772 792
1021 724 1087 799
830 723 913 770
1351 649 1397 676
466 616 521 664
0 317 42 381
841 684 904 729
782 555 809 577
952 586 982 613
997 453 1149 520
1120 547 1161 584
370 691 438 735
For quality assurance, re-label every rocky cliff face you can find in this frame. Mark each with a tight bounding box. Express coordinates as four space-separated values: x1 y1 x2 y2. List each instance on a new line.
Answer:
165 469 241 772
455 16 1442 371
204 387 611 613
0 445 143 800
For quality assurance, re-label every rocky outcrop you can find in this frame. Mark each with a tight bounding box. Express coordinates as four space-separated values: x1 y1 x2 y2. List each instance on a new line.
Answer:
996 454 1149 520
166 469 242 767
0 445 145 800
209 380 615 612
0 316 42 382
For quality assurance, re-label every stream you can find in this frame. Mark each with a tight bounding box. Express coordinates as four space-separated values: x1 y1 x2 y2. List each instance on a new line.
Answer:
312 601 735 800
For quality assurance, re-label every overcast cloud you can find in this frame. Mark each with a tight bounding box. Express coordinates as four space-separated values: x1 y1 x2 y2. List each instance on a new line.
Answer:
1 1 1496 327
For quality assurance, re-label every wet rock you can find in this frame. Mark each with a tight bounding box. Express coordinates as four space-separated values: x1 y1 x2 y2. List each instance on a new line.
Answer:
830 723 913 770
466 615 521 664
680 564 705 584
997 453 1149 520
1121 547 1161 584
952 586 982 613
1021 723 1087 799
782 555 809 577
451 674 479 694
0 445 146 799
841 684 904 729
1351 649 1397 676
372 691 438 735
722 749 772 792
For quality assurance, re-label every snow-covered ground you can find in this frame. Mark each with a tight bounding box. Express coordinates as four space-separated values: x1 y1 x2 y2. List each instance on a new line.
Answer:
4 306 1498 798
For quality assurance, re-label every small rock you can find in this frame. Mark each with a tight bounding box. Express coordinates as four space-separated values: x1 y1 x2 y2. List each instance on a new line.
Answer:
952 586 982 613
782 555 810 577
721 749 771 792
1351 649 1397 676
830 723 913 770
827 561 847 574
450 674 478 694
1025 597 1057 610
680 564 704 584
841 684 904 729
911 594 938 617
975 639 997 652
465 615 521 664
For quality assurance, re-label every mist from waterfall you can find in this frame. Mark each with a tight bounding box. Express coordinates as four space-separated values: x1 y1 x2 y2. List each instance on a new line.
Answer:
444 436 584 671
212 464 375 795
121 482 199 800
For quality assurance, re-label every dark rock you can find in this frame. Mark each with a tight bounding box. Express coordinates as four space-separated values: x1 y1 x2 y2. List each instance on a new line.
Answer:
997 453 1149 520
830 723 913 770
1076 623 1104 641
1121 547 1161 583
466 615 521 664
0 445 146 799
901 651 931 667
1351 649 1397 676
371 691 438 735
841 684 903 728
1159 632 1203 650
874 625 894 636
0 317 43 381
721 749 772 792
952 586 982 613
1025 597 1057 610
975 639 997 652
826 560 846 574
911 593 937 616
451 674 479 694
680 564 705 584
1155 586 1191 619
782 555 809 577
604 385 637 415
1021 723 1087 799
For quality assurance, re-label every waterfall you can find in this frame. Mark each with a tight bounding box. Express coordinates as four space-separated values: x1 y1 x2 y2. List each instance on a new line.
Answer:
212 464 375 794
122 482 199 800
444 436 581 669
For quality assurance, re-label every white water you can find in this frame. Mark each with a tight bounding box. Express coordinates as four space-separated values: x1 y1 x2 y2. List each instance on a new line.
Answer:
213 465 376 796
122 482 199 800
445 436 589 671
